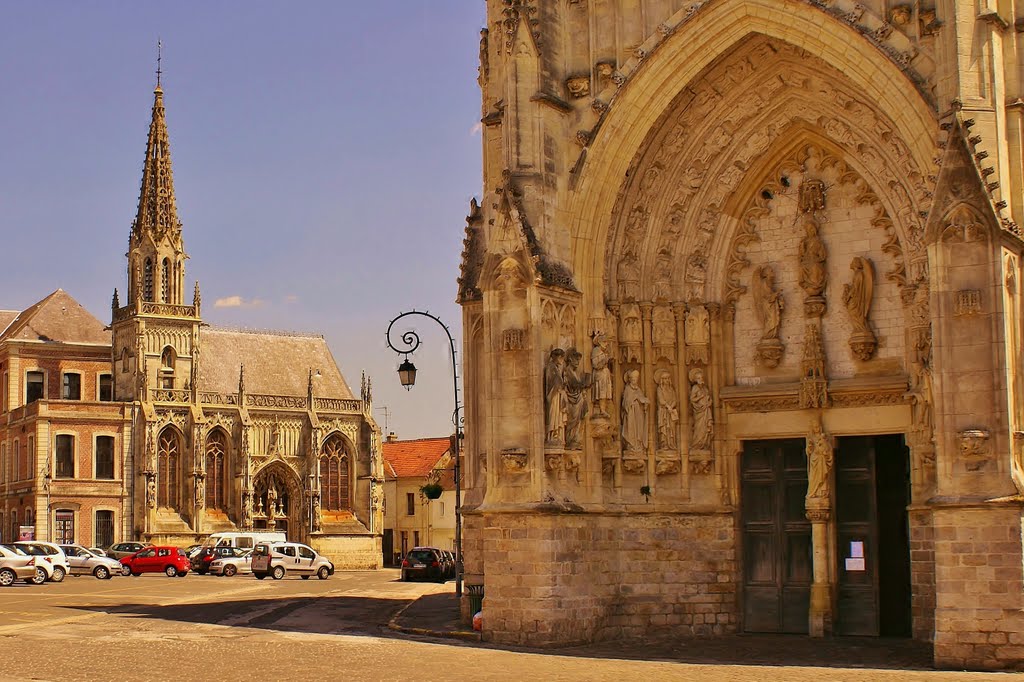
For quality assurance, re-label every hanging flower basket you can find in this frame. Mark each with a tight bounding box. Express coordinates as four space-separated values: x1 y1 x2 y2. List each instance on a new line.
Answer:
421 483 444 500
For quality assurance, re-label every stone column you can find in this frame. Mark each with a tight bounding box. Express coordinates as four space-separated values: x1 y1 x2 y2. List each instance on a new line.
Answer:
641 302 655 486
806 503 832 636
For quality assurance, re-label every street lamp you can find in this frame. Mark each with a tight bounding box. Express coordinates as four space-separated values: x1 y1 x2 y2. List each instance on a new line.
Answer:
386 310 463 598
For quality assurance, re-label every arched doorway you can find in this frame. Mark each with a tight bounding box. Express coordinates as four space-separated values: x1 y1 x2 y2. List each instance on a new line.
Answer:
252 463 302 540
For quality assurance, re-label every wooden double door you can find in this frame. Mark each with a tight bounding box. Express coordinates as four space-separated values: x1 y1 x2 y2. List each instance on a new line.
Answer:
740 436 911 636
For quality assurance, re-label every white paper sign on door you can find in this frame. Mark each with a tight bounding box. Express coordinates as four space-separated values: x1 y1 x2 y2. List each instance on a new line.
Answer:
845 557 866 571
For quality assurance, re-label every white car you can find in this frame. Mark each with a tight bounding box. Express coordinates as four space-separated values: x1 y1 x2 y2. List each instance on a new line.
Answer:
209 549 253 577
14 541 71 583
251 542 334 580
59 544 127 579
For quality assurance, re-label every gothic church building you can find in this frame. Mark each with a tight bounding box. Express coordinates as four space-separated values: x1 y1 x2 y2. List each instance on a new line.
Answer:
459 0 1024 669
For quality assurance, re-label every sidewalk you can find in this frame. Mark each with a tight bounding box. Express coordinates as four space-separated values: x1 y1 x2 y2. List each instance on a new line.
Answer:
390 594 936 670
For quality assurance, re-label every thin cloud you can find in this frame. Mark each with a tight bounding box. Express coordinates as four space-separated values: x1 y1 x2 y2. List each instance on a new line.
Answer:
469 121 482 136
214 295 265 309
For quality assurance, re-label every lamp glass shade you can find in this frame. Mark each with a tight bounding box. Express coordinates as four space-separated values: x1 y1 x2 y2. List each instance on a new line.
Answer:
398 359 417 389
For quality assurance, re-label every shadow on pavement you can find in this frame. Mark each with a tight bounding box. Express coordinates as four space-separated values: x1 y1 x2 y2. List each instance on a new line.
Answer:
73 591 934 671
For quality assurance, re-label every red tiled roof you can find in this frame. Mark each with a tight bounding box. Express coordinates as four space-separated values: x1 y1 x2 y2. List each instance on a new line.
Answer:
382 436 451 479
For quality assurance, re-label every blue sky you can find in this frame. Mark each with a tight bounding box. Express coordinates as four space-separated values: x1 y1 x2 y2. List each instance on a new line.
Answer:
0 2 485 439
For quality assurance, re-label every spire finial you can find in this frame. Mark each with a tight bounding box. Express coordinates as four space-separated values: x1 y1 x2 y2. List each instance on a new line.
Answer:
156 39 163 90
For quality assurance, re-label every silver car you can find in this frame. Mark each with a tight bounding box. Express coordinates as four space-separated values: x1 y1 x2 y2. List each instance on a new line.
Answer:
60 544 127 579
209 549 253 577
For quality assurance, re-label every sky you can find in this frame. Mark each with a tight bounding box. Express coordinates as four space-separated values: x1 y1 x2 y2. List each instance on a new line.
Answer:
0 2 485 439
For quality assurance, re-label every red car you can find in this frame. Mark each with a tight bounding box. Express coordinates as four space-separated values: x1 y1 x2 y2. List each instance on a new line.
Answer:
120 546 191 577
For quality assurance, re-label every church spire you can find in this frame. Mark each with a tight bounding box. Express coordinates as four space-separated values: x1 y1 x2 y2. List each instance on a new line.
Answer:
132 70 181 245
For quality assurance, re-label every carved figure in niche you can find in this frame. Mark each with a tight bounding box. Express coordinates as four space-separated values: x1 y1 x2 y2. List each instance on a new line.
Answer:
591 332 613 418
478 29 489 82
544 349 567 446
194 474 205 508
843 256 878 360
908 358 935 437
689 368 714 452
685 251 707 301
619 304 642 363
146 476 157 509
620 370 649 454
563 349 592 450
312 492 322 532
655 370 679 451
798 217 828 302
653 253 672 301
241 492 253 528
805 420 833 502
752 265 785 368
617 253 641 301
684 304 710 365
652 305 675 349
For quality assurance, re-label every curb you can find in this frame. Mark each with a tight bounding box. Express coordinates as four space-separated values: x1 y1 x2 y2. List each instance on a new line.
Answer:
387 598 482 643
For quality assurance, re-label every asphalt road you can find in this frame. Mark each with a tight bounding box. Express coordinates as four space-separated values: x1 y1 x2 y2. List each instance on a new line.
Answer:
0 569 1004 681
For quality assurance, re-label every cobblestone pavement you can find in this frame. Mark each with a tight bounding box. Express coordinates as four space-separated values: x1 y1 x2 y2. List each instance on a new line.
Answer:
0 569 1005 681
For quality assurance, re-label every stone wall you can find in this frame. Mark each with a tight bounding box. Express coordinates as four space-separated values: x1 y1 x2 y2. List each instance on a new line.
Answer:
908 508 936 642
311 533 381 571
470 510 736 646
932 505 1024 671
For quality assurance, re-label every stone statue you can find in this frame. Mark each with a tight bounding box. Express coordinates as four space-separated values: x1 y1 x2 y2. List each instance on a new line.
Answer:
617 253 641 301
241 492 253 528
909 358 935 435
267 485 278 523
620 369 649 453
684 304 710 365
805 420 833 502
798 217 828 299
563 349 592 450
544 348 567 446
843 257 874 333
146 476 156 509
591 332 613 418
652 305 675 348
752 265 783 341
194 475 205 508
655 369 679 451
312 492 323 533
689 368 714 451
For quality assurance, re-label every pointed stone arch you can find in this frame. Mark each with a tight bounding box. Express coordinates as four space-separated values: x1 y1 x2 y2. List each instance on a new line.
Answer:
204 427 229 511
156 425 183 511
318 432 352 512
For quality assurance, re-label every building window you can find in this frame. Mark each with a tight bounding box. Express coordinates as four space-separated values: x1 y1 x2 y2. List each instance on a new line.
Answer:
96 436 115 480
400 531 408 558
62 373 81 400
0 443 6 484
318 435 350 511
161 257 170 302
406 492 415 516
120 349 130 373
205 430 227 510
144 258 154 301
2 370 8 412
10 511 17 542
12 441 20 481
54 509 74 544
26 371 44 403
157 429 179 509
160 347 175 390
413 530 420 548
95 510 114 548
55 435 74 478
98 374 113 401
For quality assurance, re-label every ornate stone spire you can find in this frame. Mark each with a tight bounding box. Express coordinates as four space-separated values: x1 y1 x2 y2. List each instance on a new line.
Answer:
132 82 182 245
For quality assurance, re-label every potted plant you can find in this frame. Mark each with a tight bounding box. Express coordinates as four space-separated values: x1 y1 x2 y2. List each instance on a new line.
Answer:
421 482 444 500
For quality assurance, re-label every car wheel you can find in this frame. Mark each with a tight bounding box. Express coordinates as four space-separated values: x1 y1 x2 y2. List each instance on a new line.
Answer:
51 566 66 583
271 566 285 580
0 568 15 587
121 565 132 576
31 568 47 585
93 566 110 580
165 565 178 577
317 566 330 581
224 565 237 577
254 572 266 580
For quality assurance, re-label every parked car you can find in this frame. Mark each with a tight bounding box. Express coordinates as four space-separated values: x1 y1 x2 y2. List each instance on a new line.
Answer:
59 544 127 579
401 547 446 583
209 549 253 577
0 544 43 585
192 546 249 574
250 542 334 580
202 531 287 551
105 542 152 560
88 547 108 557
2 544 49 584
120 546 191 577
14 541 71 583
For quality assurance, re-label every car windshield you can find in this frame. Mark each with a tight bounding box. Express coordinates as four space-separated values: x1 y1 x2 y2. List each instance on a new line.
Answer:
408 550 436 562
0 544 27 556
16 544 45 556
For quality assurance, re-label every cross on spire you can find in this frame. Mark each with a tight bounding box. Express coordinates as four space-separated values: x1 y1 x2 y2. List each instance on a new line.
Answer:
156 39 163 89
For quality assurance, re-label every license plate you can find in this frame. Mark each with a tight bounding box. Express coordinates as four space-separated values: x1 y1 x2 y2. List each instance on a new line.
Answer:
414 564 425 568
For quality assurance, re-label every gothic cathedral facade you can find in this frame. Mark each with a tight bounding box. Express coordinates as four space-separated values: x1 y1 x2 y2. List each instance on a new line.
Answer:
111 83 383 568
459 0 1024 669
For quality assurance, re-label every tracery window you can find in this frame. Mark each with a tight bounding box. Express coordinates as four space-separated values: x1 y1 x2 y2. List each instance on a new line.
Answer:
143 258 153 302
205 430 227 510
157 429 179 509
319 436 350 511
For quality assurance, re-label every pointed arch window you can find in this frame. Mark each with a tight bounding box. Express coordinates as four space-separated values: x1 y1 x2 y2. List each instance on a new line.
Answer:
319 436 350 511
161 257 170 302
157 429 179 509
143 258 154 302
120 348 130 373
160 347 176 390
205 430 227 511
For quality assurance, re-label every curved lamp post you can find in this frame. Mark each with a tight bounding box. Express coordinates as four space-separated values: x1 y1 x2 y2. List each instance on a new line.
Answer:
386 310 463 597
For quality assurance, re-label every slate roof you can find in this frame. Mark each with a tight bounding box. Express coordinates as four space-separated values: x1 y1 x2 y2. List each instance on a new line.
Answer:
0 290 110 345
382 437 452 479
197 327 354 398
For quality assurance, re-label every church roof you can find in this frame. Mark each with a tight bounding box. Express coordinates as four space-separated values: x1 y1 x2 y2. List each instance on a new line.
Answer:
197 327 354 399
382 436 452 479
0 290 110 345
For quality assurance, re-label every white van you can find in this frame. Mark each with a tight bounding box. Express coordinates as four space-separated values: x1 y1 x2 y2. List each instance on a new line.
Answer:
201 531 286 551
